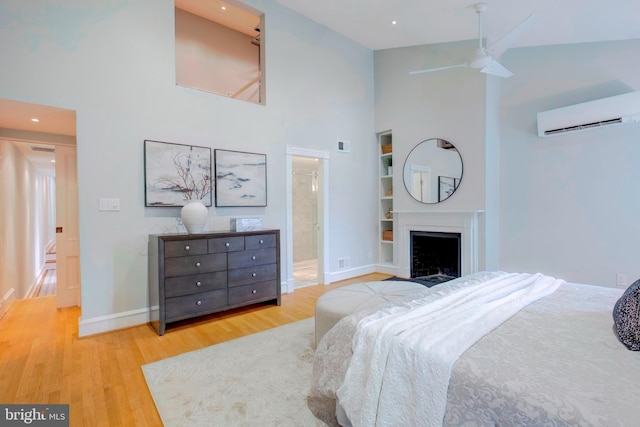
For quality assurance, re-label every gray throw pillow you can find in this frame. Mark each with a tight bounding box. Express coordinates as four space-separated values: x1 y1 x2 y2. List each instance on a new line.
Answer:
613 279 640 351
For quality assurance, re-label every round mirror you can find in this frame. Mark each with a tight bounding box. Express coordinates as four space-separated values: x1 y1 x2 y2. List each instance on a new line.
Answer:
403 138 463 204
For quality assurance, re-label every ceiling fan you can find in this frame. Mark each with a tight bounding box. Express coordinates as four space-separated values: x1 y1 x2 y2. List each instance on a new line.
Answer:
410 3 536 79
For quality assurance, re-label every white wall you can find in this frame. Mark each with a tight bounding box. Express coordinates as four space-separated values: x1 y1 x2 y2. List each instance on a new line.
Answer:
374 40 490 274
374 40 487 214
0 0 375 334
499 39 640 287
374 36 640 287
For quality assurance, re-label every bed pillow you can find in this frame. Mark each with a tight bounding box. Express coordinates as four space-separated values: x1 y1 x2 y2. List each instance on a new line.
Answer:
613 279 640 351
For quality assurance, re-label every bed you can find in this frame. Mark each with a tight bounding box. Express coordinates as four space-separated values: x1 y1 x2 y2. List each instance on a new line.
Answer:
308 271 640 427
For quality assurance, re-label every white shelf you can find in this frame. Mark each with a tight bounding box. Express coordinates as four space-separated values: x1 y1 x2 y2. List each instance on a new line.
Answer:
378 130 394 267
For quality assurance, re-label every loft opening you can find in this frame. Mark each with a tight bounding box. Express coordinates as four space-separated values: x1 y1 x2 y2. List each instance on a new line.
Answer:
175 0 265 105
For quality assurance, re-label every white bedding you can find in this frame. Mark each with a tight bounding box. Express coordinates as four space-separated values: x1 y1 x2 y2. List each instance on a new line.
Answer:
335 272 563 427
309 272 640 427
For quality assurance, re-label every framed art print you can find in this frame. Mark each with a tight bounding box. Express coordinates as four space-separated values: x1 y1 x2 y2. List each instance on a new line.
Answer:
214 149 267 207
144 140 212 207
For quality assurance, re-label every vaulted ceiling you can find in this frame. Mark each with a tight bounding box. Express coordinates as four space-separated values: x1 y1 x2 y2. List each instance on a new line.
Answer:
274 0 640 51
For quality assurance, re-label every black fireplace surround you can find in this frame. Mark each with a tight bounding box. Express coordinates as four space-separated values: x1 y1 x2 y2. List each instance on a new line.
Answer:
410 231 461 284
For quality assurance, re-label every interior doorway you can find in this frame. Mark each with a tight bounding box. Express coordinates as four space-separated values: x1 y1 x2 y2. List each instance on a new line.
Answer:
285 146 329 293
0 98 78 307
292 157 320 288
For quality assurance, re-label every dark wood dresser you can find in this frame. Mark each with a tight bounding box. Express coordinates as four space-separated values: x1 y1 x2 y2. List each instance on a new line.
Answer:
148 230 281 335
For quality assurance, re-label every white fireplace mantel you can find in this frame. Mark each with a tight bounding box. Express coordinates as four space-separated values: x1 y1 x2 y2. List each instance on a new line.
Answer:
394 210 484 278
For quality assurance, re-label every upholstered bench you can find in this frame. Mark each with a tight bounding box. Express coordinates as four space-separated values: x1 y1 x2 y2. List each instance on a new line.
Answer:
314 280 428 347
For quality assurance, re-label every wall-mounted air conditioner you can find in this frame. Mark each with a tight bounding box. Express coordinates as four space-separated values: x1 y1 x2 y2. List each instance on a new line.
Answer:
537 91 640 137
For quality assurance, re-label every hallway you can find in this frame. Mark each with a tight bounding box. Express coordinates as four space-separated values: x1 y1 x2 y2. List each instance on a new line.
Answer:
29 242 57 298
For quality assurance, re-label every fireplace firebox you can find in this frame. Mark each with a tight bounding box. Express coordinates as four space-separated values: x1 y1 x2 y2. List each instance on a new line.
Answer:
410 231 461 281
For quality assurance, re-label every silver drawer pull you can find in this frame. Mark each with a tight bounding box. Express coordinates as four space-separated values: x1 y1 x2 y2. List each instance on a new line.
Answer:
225 242 230 247
259 239 264 244
185 245 190 251
195 262 201 267
251 255 256 260
252 272 257 277
196 281 202 287
252 289 257 294
196 300 202 306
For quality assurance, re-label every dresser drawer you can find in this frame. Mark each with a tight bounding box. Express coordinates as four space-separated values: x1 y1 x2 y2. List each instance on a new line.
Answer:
228 281 277 306
245 234 276 250
164 239 208 258
165 289 228 321
164 271 227 298
228 263 277 287
208 236 245 253
227 248 276 269
165 253 226 277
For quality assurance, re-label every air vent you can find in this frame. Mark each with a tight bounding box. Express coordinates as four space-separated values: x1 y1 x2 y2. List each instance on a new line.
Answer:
30 146 55 153
537 91 640 137
544 118 623 136
337 140 351 153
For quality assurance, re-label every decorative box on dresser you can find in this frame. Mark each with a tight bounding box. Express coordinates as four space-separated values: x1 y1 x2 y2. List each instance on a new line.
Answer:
148 230 281 335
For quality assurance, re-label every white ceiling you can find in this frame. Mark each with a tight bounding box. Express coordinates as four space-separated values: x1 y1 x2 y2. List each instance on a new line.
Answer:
273 0 640 51
0 98 76 172
175 0 260 36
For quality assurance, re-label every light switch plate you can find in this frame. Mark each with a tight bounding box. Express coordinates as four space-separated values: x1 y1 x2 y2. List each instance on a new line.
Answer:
99 198 120 211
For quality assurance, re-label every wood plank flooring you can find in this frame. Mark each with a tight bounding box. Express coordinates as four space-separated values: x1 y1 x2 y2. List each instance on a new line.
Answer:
0 273 390 427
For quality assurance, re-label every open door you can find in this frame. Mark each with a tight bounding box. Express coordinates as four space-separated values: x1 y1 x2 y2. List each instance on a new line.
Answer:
55 145 80 308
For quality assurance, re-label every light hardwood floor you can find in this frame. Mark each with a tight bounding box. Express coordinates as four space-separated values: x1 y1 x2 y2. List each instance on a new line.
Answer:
0 273 391 426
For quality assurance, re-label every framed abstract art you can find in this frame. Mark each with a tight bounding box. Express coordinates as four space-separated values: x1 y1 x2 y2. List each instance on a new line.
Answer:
144 140 212 207
214 149 267 207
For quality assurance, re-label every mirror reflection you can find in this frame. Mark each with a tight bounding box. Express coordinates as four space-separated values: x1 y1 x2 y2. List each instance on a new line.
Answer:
403 138 463 203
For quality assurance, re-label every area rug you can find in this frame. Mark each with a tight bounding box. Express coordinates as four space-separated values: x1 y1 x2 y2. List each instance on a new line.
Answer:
142 318 326 426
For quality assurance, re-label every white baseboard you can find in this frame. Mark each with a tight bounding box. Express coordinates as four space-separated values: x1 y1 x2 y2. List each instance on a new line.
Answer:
0 288 16 319
283 280 294 294
78 306 150 337
287 264 393 290
327 264 377 284
78 265 394 336
375 263 399 277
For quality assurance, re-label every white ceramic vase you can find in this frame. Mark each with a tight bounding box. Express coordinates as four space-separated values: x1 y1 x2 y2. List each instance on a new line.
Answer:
181 201 208 234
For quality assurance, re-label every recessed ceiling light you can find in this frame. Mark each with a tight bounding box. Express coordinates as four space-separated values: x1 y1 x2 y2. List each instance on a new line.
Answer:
31 118 40 122
391 20 397 25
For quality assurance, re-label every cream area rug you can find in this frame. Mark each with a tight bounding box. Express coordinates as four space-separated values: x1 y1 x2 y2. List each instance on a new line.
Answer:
142 318 327 426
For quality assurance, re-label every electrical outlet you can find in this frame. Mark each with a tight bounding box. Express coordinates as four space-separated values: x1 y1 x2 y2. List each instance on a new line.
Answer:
616 273 627 287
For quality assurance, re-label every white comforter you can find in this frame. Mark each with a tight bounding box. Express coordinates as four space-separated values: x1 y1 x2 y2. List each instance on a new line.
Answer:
335 272 564 427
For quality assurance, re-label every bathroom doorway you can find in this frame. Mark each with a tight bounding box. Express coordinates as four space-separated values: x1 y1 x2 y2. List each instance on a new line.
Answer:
292 156 320 288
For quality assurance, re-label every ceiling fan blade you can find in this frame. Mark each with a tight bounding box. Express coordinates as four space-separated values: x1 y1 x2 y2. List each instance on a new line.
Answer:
409 63 468 75
480 60 513 78
486 12 538 58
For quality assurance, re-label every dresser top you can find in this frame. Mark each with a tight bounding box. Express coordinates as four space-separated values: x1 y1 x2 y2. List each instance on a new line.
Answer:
150 229 280 241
